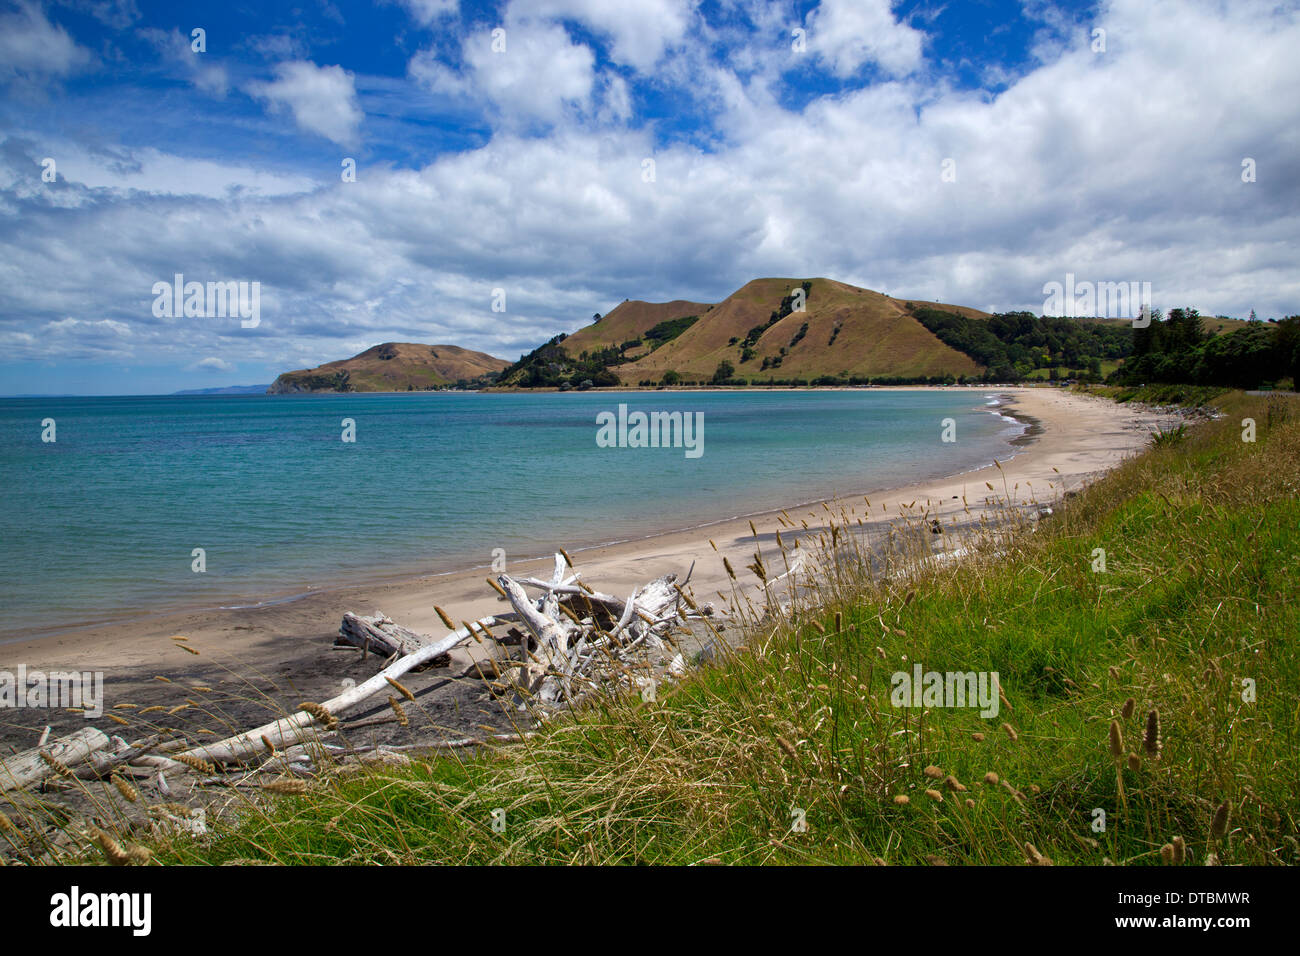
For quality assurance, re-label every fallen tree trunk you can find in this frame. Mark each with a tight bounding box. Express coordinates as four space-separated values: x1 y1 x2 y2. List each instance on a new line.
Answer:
174 614 505 766
0 727 111 793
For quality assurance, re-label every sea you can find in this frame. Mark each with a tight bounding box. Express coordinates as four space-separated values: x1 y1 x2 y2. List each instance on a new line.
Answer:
0 389 1027 641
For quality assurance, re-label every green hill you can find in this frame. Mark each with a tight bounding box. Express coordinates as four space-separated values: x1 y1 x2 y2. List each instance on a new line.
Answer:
268 343 509 393
496 277 989 388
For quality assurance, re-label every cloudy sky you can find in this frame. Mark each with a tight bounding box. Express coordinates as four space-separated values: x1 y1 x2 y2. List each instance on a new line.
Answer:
1 0 1297 394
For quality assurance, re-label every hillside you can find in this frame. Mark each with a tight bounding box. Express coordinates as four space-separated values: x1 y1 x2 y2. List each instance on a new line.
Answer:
497 277 988 388
619 278 984 383
565 298 712 358
268 343 509 393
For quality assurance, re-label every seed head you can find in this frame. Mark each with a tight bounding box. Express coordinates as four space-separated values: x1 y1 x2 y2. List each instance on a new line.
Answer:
111 773 139 803
1143 709 1161 758
1171 835 1185 865
1211 800 1231 841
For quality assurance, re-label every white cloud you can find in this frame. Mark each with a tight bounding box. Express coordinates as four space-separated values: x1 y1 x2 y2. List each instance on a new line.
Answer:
249 61 364 147
401 0 459 25
0 1 92 80
522 0 697 70
805 0 925 78
191 356 233 372
411 19 596 124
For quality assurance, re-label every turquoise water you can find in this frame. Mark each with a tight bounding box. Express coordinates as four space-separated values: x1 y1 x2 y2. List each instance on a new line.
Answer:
0 390 1024 640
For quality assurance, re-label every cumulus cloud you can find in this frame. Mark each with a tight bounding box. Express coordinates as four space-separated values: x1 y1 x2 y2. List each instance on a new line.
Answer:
805 0 925 78
524 0 697 71
410 18 596 125
248 61 364 147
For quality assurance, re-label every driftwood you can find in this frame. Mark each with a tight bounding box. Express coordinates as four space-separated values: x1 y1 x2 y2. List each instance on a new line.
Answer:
173 555 713 765
336 611 451 665
174 612 510 766
0 554 717 811
0 727 111 793
492 555 708 711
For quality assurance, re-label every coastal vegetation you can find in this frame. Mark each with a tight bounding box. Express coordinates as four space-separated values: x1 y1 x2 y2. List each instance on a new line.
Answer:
32 388 1290 866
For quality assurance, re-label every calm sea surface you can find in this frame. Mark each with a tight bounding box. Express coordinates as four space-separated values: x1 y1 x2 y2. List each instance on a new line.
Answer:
0 390 1025 640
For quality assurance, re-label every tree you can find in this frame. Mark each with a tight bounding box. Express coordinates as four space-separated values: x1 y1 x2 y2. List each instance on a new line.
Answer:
1273 316 1300 385
712 360 735 384
660 370 681 386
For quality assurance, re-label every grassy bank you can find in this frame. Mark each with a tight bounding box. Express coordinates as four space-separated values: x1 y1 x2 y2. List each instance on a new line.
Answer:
1074 382 1229 407
38 391 1300 866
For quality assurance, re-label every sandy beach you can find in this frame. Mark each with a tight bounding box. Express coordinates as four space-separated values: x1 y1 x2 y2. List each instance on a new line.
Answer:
0 386 1179 753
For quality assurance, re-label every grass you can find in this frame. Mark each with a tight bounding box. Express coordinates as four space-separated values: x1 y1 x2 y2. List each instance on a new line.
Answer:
1075 382 1230 406
10 391 1299 866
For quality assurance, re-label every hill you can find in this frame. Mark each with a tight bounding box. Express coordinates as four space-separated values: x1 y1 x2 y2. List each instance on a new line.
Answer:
497 277 989 388
268 343 509 394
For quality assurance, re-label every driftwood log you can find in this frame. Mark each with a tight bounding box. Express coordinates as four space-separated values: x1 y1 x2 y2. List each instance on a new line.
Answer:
0 727 111 793
336 611 452 665
174 612 509 766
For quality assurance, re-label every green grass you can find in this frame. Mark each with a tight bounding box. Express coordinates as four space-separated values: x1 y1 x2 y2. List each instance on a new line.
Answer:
32 391 1300 867
1076 382 1229 406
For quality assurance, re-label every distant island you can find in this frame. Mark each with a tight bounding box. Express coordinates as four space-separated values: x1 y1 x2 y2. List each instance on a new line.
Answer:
173 384 272 396
267 343 509 393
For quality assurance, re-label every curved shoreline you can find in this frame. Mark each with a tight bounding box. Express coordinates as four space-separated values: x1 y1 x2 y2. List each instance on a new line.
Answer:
1 390 1030 647
0 387 1179 696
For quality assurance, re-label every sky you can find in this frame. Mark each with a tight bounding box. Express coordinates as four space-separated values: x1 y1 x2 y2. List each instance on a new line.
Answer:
0 0 1297 395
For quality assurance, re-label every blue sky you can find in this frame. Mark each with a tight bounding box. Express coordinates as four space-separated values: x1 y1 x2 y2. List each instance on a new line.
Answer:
1 0 1297 394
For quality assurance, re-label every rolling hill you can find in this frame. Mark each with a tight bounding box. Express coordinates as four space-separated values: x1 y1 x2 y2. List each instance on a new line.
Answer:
268 343 509 393
496 277 990 387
